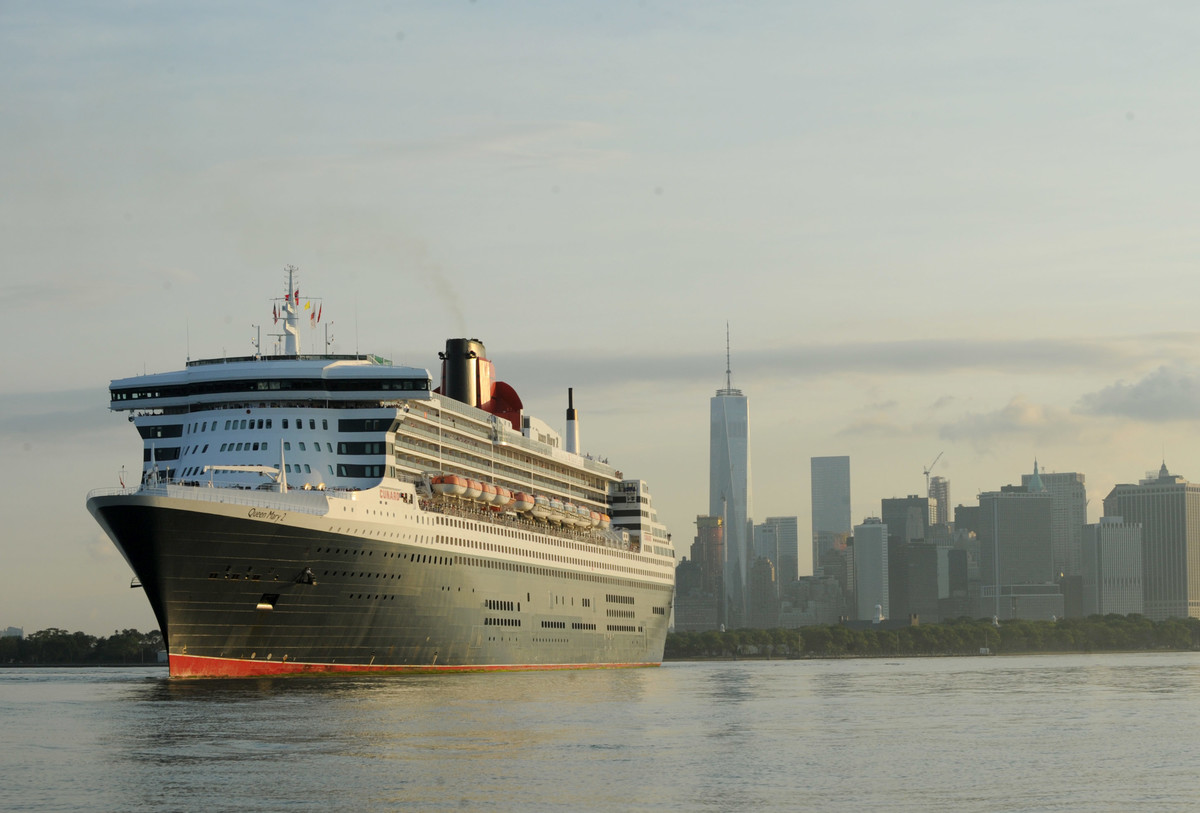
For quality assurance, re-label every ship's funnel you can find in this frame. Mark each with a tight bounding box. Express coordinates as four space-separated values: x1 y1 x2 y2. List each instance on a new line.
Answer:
440 338 490 407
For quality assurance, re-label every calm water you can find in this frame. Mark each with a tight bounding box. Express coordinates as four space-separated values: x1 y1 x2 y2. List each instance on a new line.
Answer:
3 653 1199 812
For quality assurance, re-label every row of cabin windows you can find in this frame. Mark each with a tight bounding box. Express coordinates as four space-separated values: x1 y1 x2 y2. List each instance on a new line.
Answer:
220 442 268 452
155 417 333 434
112 377 430 401
286 441 334 452
338 442 386 455
210 440 339 453
338 464 384 478
283 418 328 430
175 463 333 478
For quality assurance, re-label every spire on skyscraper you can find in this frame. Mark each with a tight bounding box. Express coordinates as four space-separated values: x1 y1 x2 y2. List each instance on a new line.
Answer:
718 322 742 397
1028 459 1045 493
725 321 732 392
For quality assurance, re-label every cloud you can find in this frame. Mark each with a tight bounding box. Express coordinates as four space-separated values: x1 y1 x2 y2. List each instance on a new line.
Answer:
0 389 118 440
499 333 1194 402
836 417 911 439
938 396 1080 452
1075 364 1200 422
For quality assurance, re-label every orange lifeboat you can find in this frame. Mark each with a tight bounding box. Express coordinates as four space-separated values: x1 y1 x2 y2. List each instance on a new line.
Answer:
480 482 498 505
589 510 601 528
464 479 483 500
599 513 611 530
512 492 535 512
434 474 468 496
493 486 512 508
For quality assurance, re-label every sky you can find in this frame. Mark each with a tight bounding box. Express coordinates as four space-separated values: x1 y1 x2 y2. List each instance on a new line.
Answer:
5 1 1200 635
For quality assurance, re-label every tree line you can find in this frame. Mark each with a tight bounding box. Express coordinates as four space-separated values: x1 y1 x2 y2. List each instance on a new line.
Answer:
665 615 1200 660
0 628 163 665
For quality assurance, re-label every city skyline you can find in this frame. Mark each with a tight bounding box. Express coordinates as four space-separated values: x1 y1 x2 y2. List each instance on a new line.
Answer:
8 3 1200 633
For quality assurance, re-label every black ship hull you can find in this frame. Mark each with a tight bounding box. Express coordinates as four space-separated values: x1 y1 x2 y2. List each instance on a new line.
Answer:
87 492 672 677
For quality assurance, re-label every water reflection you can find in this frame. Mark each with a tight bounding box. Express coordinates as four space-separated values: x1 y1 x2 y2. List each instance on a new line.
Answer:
7 654 1200 812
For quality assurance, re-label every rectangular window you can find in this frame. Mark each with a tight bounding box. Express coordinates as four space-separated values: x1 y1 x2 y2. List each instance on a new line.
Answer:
299 442 307 451
322 419 328 430
261 442 268 450
304 464 311 473
266 419 272 429
282 419 289 429
236 443 244 451
338 418 394 432
225 420 231 430
284 442 291 451
202 445 208 453
143 447 180 461
211 421 217 431
137 424 184 439
252 442 259 451
240 420 248 430
309 419 315 429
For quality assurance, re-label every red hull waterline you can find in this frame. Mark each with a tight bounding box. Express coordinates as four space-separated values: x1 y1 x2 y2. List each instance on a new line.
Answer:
168 653 662 679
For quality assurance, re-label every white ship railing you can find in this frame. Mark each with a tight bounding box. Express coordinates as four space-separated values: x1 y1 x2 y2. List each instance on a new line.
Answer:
86 483 336 516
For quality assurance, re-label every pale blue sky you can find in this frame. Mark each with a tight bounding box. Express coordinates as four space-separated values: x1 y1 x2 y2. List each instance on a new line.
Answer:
4 2 1200 633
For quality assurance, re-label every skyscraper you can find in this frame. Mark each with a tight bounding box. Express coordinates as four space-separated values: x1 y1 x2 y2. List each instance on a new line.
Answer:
1081 517 1143 616
674 516 726 631
978 487 1054 588
811 455 851 573
853 518 889 621
1103 463 1200 621
881 495 936 543
1022 463 1086 577
759 516 800 585
928 476 951 526
711 330 752 625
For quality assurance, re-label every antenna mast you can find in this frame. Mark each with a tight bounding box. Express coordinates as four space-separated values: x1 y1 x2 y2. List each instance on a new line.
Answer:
725 321 732 391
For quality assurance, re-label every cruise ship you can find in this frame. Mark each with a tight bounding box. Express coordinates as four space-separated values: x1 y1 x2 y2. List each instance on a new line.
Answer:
86 269 675 677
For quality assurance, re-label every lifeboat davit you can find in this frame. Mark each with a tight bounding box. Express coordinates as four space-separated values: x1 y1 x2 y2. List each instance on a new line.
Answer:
531 494 551 520
512 492 535 512
464 479 483 500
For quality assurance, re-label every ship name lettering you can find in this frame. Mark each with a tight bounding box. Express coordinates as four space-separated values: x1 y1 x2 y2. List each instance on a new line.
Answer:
380 489 412 504
248 508 287 522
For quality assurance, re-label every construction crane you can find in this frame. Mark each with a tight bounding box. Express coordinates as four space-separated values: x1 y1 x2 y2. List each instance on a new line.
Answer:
923 451 943 497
